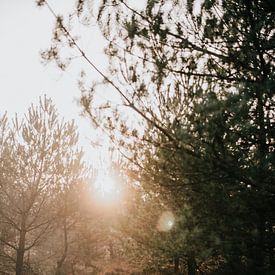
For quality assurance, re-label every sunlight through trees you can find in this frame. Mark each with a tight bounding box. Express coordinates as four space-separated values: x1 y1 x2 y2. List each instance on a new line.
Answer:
0 0 274 274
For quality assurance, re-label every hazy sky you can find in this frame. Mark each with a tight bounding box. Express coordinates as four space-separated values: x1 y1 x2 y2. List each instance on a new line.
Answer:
0 0 109 165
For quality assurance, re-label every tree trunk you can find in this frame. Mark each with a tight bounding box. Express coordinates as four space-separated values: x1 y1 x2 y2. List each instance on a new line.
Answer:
174 257 179 273
0 230 5 255
187 256 196 275
56 217 68 275
16 247 25 275
16 215 27 275
269 242 275 273
252 217 265 274
71 262 76 275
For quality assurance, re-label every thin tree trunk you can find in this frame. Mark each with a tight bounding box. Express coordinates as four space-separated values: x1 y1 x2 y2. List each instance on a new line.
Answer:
253 217 265 274
71 262 76 275
174 257 179 273
56 217 68 275
16 215 27 275
187 256 196 275
269 242 275 273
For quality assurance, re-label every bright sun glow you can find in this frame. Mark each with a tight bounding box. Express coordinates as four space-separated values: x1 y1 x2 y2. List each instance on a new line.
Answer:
157 211 175 232
93 171 121 206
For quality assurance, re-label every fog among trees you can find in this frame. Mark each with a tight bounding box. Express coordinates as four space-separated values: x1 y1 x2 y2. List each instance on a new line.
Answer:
0 0 274 274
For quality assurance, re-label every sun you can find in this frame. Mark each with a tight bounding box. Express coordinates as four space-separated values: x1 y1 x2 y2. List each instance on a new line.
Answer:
93 171 121 205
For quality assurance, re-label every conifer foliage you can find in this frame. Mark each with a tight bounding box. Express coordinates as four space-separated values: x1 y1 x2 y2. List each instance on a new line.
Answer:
38 0 275 273
85 0 274 273
0 97 87 274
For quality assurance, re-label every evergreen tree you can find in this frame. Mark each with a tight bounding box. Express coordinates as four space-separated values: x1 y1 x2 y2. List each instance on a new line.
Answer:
0 97 87 274
38 0 275 273
94 1 274 273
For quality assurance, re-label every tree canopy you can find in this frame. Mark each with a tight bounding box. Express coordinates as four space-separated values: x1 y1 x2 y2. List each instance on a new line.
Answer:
0 97 89 274
36 0 275 274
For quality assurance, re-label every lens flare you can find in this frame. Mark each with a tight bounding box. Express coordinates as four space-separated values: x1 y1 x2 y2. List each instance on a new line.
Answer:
157 211 175 232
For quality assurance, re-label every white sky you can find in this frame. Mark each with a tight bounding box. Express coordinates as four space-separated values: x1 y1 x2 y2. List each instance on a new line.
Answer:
0 0 110 166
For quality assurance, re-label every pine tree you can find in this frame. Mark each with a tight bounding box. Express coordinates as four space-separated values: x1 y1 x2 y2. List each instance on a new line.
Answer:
0 97 87 274
38 0 275 273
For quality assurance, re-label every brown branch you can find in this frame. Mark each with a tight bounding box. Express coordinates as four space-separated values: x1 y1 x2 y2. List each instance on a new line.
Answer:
0 239 17 251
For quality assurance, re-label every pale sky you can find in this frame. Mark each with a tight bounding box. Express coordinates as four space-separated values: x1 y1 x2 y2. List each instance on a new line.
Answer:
0 0 110 166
